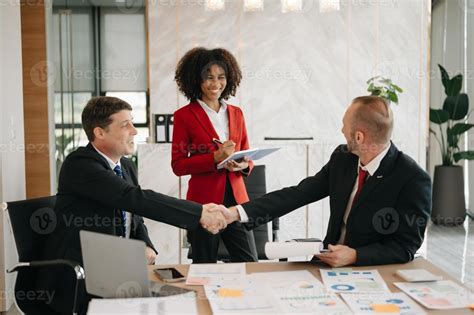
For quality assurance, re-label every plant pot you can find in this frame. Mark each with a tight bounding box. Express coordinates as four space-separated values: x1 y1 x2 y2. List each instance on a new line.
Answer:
431 165 466 226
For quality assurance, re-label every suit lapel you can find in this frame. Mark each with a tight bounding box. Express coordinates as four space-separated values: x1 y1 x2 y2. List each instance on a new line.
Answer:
86 143 111 169
189 102 220 140
335 156 358 220
227 105 237 143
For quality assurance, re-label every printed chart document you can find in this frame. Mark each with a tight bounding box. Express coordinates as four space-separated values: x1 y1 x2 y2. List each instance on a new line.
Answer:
394 280 472 310
250 271 350 315
186 263 246 285
205 270 351 315
341 292 426 315
320 269 390 293
264 241 323 260
204 279 276 314
87 293 197 314
216 147 280 169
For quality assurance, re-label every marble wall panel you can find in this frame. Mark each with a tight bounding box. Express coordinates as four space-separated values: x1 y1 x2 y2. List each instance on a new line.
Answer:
149 4 180 116
138 143 181 264
378 0 429 165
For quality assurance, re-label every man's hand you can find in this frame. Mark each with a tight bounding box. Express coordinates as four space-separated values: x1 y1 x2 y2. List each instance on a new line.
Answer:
315 244 357 267
200 203 227 234
224 157 249 172
222 206 241 225
145 246 156 265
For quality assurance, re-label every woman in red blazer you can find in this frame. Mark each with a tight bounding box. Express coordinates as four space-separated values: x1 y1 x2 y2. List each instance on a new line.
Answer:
172 47 257 263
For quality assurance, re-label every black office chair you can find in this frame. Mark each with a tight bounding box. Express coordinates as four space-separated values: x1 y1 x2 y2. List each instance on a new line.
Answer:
5 196 85 315
188 165 279 261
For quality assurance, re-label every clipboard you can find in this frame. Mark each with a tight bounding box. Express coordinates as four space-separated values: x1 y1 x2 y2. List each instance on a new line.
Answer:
216 147 280 169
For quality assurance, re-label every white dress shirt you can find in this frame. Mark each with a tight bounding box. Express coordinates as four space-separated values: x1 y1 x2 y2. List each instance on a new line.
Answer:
337 144 391 244
197 99 229 142
91 144 132 238
236 144 391 240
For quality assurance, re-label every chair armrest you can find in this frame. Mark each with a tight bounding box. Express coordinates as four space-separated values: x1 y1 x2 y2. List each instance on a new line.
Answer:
8 259 85 280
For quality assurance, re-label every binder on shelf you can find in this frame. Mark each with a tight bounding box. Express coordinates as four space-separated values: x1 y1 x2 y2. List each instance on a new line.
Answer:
154 114 167 143
154 114 175 143
166 114 174 143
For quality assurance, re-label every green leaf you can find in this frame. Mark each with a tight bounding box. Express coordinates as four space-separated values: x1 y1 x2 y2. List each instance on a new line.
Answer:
392 84 403 93
371 89 382 96
453 151 474 162
450 123 474 136
366 76 377 84
446 74 463 96
387 90 398 104
438 64 451 90
447 127 459 148
429 108 450 124
443 93 469 120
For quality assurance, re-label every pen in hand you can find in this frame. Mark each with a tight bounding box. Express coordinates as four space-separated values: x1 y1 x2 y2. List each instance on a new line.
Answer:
212 138 223 145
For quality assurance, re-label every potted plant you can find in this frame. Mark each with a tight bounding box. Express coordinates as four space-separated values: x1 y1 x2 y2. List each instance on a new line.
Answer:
366 76 403 105
429 64 472 225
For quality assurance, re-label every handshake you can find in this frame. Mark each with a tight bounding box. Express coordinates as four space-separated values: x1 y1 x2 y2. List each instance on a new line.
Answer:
199 204 240 234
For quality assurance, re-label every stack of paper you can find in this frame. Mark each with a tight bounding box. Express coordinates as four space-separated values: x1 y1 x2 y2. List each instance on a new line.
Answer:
264 241 323 260
395 269 443 282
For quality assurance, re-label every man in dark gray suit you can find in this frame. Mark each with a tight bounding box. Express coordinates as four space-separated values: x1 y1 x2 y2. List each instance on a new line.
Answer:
222 96 432 268
39 96 226 313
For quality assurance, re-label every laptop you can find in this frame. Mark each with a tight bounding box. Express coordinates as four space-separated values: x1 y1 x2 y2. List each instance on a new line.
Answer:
79 230 192 298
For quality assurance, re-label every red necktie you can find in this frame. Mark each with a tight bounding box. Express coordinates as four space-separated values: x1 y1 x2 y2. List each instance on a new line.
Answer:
352 167 368 206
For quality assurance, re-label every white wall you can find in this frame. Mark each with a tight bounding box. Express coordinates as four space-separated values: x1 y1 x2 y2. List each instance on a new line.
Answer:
0 0 26 311
148 0 431 166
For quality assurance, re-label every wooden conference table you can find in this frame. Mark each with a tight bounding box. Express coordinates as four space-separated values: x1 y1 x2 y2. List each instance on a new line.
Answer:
148 258 473 315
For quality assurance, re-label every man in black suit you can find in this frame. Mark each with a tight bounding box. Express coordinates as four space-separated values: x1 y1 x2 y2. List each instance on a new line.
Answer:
222 96 432 267
39 96 227 313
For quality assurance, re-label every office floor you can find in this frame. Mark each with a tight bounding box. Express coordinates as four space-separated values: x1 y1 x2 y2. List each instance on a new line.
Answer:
424 215 474 290
6 217 473 314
